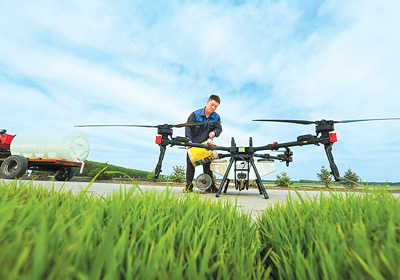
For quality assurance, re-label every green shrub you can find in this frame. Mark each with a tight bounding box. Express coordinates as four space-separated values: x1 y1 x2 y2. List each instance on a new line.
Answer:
343 168 361 188
169 165 185 183
317 166 333 187
275 171 293 187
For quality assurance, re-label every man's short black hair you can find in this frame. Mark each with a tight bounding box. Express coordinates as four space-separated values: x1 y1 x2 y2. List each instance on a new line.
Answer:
209 94 221 104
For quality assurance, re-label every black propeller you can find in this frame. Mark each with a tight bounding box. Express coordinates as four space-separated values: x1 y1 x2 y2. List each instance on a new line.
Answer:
253 118 400 125
75 121 221 129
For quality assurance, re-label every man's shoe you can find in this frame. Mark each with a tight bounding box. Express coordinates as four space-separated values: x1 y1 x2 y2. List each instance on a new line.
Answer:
183 185 193 193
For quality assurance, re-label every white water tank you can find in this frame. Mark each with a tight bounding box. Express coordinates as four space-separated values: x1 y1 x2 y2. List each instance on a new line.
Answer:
211 159 276 180
10 129 90 162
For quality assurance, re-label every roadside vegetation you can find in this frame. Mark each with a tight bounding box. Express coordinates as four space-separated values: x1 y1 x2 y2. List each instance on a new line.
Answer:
257 188 400 279
77 160 154 180
0 177 399 279
272 168 399 191
317 166 333 187
275 171 293 187
0 178 262 279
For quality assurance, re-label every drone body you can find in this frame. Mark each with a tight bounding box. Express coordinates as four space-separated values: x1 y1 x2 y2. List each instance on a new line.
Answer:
76 117 400 199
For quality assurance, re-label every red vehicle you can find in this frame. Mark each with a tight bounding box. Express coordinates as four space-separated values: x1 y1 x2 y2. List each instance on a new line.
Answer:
0 129 86 181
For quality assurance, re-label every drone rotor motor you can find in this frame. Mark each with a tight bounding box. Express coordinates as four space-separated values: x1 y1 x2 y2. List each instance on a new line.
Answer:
195 173 213 190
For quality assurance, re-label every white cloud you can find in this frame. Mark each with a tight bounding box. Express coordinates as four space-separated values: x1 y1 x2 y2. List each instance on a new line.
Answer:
1 0 399 181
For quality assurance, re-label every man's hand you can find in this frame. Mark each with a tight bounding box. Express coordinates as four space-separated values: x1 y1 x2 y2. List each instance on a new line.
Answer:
186 141 192 150
209 131 215 139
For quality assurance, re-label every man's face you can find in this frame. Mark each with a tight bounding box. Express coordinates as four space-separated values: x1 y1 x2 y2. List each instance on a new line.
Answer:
206 99 219 114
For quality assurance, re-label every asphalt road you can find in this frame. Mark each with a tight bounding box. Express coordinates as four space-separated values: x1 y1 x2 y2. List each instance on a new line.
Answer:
5 179 399 219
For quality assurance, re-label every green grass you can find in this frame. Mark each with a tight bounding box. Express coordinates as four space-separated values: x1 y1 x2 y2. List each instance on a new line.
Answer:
1 177 399 279
263 182 400 192
0 178 264 279
257 188 400 279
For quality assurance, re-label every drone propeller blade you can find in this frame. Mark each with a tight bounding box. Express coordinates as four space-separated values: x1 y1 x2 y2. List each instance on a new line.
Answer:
76 121 221 129
253 117 400 125
75 124 158 128
253 119 316 125
334 117 400 124
174 121 222 127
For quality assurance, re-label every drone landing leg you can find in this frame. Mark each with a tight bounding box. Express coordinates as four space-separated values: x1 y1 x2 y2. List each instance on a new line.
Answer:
216 156 235 197
249 157 269 199
324 143 341 181
223 179 230 193
154 145 167 178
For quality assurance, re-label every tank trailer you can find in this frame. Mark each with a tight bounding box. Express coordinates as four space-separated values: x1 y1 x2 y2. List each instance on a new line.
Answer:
0 128 90 181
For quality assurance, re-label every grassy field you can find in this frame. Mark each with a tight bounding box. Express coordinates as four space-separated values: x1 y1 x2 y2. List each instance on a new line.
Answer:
257 188 400 279
263 182 400 192
0 179 264 279
0 178 399 279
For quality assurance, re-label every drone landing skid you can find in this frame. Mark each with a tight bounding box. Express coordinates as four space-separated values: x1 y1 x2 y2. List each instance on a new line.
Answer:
213 137 270 199
215 156 269 199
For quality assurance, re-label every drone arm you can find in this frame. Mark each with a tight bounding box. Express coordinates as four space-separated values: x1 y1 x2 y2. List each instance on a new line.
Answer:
253 133 342 177
253 134 323 152
253 141 294 152
217 153 233 159
255 152 292 161
165 136 231 152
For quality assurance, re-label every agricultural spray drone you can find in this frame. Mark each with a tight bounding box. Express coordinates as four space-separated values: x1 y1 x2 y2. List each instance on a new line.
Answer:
76 117 400 199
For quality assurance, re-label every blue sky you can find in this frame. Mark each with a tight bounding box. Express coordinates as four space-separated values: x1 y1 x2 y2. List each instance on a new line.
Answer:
1 0 399 182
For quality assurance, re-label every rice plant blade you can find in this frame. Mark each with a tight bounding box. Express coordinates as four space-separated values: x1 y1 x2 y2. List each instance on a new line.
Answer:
82 166 110 193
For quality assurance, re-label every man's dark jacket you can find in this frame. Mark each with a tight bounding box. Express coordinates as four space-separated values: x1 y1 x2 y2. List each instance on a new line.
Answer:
185 107 222 143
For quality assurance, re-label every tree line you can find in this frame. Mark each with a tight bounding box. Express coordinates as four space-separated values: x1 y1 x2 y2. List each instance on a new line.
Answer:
75 160 153 180
275 166 389 188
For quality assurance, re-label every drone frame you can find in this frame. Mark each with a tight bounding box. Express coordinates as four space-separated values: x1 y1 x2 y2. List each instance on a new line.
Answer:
77 117 400 199
153 120 341 199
